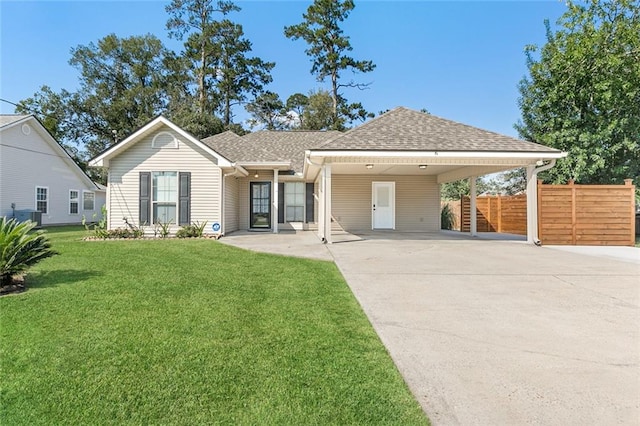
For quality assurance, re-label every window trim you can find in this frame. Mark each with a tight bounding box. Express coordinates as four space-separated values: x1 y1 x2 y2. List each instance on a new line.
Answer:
83 190 95 211
69 189 80 215
151 131 178 149
35 186 49 214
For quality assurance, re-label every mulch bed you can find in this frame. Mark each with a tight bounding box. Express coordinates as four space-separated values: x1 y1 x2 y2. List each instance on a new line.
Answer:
0 276 26 296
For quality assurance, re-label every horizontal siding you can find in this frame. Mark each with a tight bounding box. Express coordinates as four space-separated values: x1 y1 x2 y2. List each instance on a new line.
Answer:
0 123 104 225
224 175 239 233
108 126 221 233
332 175 439 232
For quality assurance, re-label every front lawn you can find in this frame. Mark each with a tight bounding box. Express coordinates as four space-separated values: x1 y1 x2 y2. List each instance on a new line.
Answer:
0 227 428 425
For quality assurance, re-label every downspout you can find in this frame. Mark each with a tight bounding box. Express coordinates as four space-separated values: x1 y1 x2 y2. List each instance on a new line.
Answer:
527 159 556 245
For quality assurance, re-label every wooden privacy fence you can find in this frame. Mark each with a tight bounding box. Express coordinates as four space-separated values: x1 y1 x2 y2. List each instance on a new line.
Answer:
460 179 636 246
538 179 636 246
461 194 527 235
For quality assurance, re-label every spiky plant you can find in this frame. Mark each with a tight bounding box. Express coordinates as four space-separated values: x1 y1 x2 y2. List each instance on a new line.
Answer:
0 217 58 287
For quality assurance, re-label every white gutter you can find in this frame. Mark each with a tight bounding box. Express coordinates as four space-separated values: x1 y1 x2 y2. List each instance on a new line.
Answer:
309 150 567 159
526 159 557 245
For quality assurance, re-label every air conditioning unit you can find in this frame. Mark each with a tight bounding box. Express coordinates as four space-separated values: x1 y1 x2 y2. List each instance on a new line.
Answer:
14 210 42 227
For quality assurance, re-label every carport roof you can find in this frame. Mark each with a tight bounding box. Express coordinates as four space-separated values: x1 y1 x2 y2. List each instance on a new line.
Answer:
315 107 561 153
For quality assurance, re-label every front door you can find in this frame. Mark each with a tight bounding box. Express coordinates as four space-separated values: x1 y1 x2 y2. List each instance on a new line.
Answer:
372 182 395 229
250 182 271 229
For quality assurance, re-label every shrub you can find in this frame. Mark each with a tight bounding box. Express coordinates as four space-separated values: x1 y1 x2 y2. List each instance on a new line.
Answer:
176 221 207 238
441 204 455 230
0 217 58 287
82 205 108 238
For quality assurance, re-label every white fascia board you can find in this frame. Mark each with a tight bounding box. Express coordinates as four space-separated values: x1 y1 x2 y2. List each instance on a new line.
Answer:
309 150 567 159
89 116 234 168
223 163 249 177
237 161 291 170
0 115 33 131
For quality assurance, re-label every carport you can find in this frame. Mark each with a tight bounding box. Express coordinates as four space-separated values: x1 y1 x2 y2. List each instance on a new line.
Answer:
303 108 567 244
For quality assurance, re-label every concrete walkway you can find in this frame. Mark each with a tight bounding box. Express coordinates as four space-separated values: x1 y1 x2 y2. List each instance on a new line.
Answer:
221 231 640 425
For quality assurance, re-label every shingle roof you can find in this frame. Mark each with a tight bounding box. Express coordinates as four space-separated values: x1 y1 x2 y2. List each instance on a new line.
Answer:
241 131 341 172
316 107 560 153
0 114 30 128
202 130 340 172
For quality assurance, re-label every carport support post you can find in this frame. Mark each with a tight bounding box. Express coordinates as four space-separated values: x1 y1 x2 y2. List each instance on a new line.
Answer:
470 176 477 237
323 163 332 244
273 169 279 233
526 164 537 244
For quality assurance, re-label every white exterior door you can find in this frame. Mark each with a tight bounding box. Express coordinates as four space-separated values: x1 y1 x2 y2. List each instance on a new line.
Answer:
372 182 395 229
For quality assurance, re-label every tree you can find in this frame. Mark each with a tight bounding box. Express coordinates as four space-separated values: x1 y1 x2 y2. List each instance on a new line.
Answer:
167 1 273 127
440 178 491 201
300 89 335 130
284 0 375 130
207 19 274 126
246 91 286 130
68 33 171 156
285 93 309 128
166 0 239 115
516 0 640 188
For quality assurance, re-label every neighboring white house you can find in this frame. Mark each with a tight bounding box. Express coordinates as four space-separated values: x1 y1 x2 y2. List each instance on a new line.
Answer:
89 107 567 244
0 114 105 226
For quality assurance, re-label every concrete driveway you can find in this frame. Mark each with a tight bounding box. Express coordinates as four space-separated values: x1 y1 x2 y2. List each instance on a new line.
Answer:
222 231 640 425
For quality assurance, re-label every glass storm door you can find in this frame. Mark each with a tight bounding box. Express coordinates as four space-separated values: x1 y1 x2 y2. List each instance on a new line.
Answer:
250 182 271 229
372 182 395 229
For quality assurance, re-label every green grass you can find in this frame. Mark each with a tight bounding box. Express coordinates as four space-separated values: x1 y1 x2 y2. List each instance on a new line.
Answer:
1 227 428 425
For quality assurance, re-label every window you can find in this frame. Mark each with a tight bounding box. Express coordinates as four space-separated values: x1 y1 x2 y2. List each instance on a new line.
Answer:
140 172 189 226
152 171 178 224
83 191 95 211
152 132 178 149
69 190 79 214
36 187 48 214
285 182 304 222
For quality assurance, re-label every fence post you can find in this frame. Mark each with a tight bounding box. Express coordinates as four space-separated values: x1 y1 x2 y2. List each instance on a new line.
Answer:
625 179 635 245
497 195 502 233
568 180 576 245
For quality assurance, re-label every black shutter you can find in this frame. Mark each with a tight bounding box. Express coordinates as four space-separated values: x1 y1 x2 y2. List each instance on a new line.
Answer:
179 172 191 226
305 183 315 223
139 172 151 225
278 182 285 223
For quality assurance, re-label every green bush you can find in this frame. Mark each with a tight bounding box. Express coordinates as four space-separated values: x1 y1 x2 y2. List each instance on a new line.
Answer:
441 204 455 230
0 217 58 287
176 221 207 238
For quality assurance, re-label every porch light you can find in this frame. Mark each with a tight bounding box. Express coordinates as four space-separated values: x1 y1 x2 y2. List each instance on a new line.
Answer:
419 165 427 169
366 164 374 169
254 172 259 178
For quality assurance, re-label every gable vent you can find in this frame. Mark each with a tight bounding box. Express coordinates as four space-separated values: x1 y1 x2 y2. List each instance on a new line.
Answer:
21 124 31 135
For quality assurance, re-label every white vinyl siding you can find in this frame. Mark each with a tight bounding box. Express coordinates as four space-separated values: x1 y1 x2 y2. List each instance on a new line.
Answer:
69 190 79 214
331 175 440 232
224 175 240 233
0 121 104 225
107 126 222 233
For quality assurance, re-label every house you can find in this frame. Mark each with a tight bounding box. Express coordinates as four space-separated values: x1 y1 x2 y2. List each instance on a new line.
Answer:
89 107 566 243
0 114 105 225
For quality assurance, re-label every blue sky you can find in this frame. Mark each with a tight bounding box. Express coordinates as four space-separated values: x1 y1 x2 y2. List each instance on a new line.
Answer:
0 1 566 137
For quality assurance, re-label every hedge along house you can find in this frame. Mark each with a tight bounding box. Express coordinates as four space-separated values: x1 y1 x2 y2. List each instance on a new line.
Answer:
89 107 566 243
